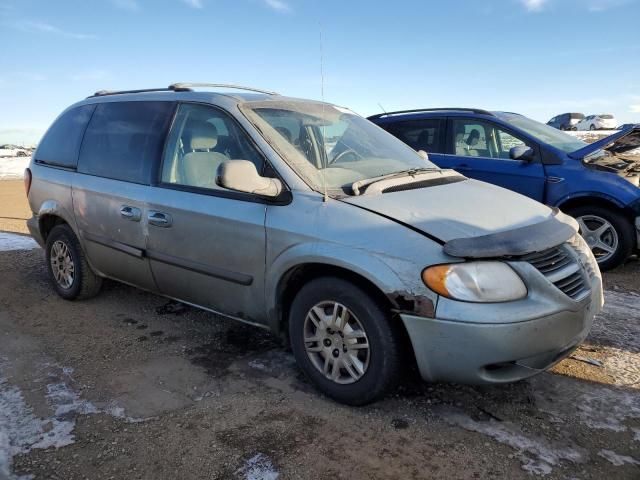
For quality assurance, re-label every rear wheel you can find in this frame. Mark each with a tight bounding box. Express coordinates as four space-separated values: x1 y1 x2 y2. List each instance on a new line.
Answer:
289 277 403 405
45 224 102 300
567 206 635 271
589 124 597 131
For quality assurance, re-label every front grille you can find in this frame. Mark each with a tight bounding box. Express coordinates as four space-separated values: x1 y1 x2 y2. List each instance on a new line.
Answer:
521 242 591 300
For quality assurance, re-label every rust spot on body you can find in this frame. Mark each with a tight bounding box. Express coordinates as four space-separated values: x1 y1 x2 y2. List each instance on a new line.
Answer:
389 291 435 318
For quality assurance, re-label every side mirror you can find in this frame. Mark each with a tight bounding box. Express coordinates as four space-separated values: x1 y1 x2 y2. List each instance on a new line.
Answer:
417 149 430 161
509 146 535 162
216 160 283 198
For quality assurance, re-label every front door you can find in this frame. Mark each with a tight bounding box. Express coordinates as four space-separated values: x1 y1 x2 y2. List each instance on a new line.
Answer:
438 118 545 201
145 103 269 324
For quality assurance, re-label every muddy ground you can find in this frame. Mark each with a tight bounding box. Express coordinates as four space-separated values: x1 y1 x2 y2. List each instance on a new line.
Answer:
0 180 639 479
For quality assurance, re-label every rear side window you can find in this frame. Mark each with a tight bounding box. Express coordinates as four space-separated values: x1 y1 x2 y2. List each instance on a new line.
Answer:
78 101 174 184
35 105 95 168
382 119 444 153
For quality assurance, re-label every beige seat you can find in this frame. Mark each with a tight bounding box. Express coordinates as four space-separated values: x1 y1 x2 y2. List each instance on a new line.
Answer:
182 121 229 188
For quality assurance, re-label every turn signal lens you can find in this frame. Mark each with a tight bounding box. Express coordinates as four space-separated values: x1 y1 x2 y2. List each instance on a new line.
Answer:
422 262 527 303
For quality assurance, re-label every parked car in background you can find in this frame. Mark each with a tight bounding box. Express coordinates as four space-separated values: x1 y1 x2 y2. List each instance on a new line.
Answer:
25 85 603 405
547 113 584 131
369 109 640 270
0 144 31 157
576 114 617 131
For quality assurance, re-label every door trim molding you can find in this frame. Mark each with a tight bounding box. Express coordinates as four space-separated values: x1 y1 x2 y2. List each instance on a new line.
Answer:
81 231 144 258
146 250 253 286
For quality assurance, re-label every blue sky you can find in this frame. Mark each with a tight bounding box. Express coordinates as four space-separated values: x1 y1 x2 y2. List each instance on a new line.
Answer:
1 0 639 145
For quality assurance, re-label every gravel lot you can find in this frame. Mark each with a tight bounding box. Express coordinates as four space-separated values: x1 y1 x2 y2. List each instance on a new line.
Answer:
0 180 639 479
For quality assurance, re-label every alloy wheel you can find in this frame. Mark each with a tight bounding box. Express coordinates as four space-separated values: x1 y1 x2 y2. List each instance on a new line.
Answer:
303 301 370 385
50 240 75 289
576 215 619 264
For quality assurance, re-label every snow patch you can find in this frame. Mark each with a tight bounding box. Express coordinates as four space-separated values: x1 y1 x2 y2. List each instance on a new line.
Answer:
0 233 39 252
236 453 279 480
0 156 30 180
598 449 640 467
0 362 148 479
443 409 587 476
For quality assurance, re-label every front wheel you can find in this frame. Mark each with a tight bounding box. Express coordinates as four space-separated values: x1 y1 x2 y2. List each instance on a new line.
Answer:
589 124 597 131
289 277 403 405
567 206 635 271
45 224 103 300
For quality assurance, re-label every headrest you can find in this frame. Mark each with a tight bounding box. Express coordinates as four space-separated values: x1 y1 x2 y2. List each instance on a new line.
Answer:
467 129 480 146
187 121 218 151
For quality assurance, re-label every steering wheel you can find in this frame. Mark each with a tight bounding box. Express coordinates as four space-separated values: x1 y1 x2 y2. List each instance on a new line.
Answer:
329 148 359 165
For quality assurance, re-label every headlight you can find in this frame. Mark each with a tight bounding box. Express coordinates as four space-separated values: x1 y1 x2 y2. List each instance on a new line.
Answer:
422 261 527 303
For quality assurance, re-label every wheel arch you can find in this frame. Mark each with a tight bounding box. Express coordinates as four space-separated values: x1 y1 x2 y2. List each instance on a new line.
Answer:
270 262 422 371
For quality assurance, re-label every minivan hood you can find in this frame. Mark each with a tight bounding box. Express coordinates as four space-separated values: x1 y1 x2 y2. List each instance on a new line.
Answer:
568 125 640 159
342 179 554 243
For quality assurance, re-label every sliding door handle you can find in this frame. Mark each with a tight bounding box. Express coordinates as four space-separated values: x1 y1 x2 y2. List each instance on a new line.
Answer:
120 205 141 222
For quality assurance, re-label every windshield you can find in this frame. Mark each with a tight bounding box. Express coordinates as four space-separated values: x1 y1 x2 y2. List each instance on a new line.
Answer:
496 113 588 153
241 100 437 193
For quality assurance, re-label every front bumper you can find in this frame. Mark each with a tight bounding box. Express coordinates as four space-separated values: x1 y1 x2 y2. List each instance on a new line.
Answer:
401 256 603 384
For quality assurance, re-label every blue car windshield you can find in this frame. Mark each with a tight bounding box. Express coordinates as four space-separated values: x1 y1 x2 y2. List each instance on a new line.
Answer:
497 113 588 153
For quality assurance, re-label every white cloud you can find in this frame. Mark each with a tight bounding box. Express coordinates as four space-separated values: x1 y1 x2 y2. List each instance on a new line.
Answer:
182 0 203 8
15 20 96 39
112 0 140 11
521 0 549 11
67 70 110 82
587 0 631 11
263 0 291 12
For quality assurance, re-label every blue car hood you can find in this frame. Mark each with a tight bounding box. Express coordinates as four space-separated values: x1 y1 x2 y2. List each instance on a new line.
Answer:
568 125 640 159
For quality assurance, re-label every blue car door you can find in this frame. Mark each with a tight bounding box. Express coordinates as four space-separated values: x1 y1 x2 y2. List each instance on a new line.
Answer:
440 117 546 201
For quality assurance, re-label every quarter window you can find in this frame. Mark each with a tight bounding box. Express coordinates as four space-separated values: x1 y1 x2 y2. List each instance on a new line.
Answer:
161 103 266 191
78 101 174 184
36 105 95 168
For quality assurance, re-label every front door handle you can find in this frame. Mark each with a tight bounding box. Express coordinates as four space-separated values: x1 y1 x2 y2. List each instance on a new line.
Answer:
120 205 141 222
148 211 172 228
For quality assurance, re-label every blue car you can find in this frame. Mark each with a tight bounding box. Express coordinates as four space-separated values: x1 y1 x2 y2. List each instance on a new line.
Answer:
369 109 640 270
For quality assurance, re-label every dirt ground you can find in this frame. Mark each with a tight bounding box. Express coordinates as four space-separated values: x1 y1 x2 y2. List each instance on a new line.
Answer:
0 180 639 479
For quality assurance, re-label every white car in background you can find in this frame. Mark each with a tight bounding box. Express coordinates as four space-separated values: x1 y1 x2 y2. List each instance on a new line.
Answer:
576 114 617 131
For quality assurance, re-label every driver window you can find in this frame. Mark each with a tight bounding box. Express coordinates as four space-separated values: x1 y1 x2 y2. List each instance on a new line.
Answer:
161 104 266 190
452 119 530 161
496 130 528 159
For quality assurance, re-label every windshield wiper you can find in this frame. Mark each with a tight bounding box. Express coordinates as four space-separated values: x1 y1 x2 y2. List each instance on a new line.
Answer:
351 167 439 196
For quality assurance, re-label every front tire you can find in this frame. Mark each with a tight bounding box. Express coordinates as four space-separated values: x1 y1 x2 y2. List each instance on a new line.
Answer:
45 224 102 300
567 206 635 271
289 277 403 405
589 124 596 131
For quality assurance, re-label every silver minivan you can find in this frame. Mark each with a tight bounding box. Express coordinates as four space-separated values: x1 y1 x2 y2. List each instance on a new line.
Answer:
26 84 603 405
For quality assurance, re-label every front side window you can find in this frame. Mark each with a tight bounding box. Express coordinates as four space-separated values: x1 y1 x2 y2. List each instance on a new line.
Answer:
383 119 443 154
240 100 437 193
161 103 266 190
36 104 95 168
451 119 531 160
78 101 174 184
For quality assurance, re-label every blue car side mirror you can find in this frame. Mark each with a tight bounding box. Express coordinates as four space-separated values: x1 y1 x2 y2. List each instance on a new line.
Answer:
510 146 535 162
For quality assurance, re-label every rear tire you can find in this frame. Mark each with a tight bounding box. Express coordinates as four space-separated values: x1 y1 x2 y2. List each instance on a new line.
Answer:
45 224 102 300
589 124 596 131
566 205 635 271
289 277 403 405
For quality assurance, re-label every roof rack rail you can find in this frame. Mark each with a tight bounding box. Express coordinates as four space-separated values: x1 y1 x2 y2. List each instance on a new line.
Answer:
368 108 495 120
169 83 279 95
89 87 186 98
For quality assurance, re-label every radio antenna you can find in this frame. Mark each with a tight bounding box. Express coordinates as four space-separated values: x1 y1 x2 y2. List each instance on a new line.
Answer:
377 102 387 113
320 26 328 203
